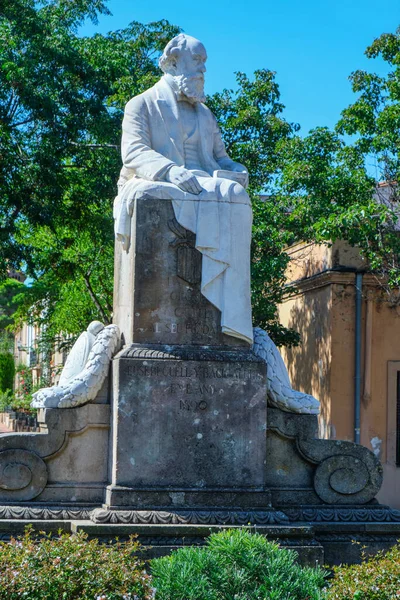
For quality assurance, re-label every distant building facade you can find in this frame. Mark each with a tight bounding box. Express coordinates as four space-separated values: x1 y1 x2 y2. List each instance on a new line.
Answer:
14 322 65 389
278 239 400 508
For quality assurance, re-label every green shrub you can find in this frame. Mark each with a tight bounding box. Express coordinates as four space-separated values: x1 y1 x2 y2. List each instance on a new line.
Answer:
327 543 400 599
0 389 13 412
151 528 327 600
9 392 37 415
0 351 14 392
0 527 154 600
12 365 37 414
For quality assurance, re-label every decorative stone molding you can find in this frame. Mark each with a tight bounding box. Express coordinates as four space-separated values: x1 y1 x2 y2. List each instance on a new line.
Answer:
90 508 289 525
299 439 382 504
284 270 380 298
268 408 383 504
119 344 259 363
0 404 110 504
284 505 400 523
0 450 47 501
0 505 92 520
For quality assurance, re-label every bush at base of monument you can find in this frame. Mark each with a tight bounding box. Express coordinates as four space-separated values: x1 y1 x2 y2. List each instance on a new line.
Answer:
327 543 400 600
151 528 327 600
0 527 154 600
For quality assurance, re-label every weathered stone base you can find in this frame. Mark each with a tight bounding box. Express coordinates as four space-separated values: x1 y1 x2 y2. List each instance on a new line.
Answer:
0 503 399 566
72 522 324 565
109 344 268 506
0 402 110 504
104 487 272 510
0 389 395 566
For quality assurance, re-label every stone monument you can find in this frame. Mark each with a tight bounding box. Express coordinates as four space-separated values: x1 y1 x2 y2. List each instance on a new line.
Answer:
0 34 399 566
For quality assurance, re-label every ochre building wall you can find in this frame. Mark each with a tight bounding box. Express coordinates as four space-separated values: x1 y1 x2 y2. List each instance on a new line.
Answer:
278 241 400 508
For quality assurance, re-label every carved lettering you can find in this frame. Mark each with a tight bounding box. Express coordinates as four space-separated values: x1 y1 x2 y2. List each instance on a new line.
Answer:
126 365 196 378
149 321 218 335
174 307 214 319
179 399 209 411
168 382 215 395
180 399 192 411
125 363 262 382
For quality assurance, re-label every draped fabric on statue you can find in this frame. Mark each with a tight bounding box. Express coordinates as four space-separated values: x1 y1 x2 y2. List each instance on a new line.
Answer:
113 76 254 345
114 177 253 344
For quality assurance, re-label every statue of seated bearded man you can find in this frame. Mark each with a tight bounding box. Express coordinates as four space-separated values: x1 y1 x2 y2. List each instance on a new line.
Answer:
114 34 253 345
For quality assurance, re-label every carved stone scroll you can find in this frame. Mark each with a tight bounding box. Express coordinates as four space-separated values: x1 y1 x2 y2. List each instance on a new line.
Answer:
0 449 47 501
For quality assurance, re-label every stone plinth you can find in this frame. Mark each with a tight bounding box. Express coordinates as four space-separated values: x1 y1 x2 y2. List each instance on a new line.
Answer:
0 402 110 504
106 344 268 508
113 198 248 347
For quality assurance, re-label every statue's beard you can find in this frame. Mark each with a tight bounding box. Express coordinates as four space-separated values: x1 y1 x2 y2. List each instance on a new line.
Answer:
175 74 205 103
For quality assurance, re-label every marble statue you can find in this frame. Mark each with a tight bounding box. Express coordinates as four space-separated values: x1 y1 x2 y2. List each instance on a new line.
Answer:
113 34 320 415
252 327 320 415
31 322 119 409
114 34 253 345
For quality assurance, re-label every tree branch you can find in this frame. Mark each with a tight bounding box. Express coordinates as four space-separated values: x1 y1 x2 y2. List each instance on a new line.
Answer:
69 142 118 149
83 273 110 324
12 118 34 128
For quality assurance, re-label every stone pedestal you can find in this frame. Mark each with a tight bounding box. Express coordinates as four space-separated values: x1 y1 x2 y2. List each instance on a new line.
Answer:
113 198 247 348
108 197 263 513
106 345 268 509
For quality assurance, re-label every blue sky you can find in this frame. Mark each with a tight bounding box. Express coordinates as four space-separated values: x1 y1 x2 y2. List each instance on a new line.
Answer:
81 0 398 135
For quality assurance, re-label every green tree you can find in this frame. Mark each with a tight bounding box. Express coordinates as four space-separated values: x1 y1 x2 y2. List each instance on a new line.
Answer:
335 26 400 289
1 0 180 341
0 352 15 392
209 26 400 339
0 278 25 332
3 5 399 348
208 70 301 344
276 27 400 297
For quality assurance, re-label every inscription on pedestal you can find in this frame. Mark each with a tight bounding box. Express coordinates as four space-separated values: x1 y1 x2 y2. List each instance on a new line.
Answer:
111 351 267 495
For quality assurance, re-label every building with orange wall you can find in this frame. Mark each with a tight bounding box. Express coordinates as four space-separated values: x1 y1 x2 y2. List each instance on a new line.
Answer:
278 239 400 508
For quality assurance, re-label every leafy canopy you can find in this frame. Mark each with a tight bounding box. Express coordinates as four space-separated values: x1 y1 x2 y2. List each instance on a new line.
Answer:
0 0 179 340
1 4 399 346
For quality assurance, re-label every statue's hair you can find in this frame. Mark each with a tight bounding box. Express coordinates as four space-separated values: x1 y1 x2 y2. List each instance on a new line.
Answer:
159 34 197 74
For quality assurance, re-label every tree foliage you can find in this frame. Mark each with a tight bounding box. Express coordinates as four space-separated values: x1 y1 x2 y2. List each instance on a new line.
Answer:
275 27 400 296
1 3 399 346
208 71 301 344
0 0 180 341
0 352 15 392
0 278 26 332
333 26 400 290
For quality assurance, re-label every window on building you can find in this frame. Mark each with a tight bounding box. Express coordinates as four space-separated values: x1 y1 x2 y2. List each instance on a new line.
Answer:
397 371 400 466
388 361 400 467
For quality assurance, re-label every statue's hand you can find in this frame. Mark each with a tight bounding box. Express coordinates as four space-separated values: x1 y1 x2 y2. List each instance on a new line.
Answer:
166 166 202 195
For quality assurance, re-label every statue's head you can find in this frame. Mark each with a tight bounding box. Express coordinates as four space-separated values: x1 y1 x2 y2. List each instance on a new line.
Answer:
159 34 207 103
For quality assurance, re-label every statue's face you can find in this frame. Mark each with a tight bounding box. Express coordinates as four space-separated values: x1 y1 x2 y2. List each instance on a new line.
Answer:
174 39 207 80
